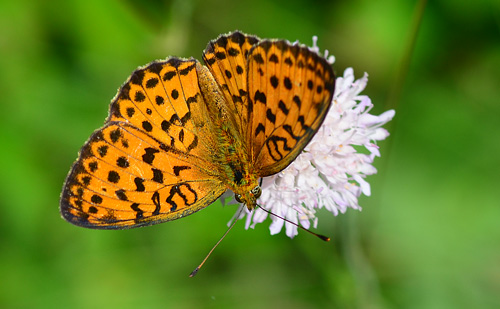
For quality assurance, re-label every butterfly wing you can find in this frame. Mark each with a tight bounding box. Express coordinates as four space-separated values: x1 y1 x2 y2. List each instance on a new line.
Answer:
60 58 226 229
246 40 335 176
203 31 335 177
203 31 260 138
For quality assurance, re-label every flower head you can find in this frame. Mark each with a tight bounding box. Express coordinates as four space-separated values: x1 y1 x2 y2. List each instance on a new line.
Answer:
221 38 395 238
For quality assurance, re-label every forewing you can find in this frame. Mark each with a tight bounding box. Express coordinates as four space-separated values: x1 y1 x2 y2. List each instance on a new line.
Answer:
247 40 335 176
202 31 260 137
60 58 226 229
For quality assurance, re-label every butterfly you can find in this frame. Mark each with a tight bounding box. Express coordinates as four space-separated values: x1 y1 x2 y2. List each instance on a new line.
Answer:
60 31 335 229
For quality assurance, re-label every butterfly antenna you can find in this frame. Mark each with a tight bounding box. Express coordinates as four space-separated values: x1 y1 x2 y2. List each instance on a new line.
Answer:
189 209 242 277
256 204 330 242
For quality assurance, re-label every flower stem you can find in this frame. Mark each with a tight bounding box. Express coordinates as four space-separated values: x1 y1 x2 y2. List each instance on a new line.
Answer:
385 0 428 113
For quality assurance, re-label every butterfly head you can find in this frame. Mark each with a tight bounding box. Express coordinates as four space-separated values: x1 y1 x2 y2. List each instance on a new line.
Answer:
234 185 262 210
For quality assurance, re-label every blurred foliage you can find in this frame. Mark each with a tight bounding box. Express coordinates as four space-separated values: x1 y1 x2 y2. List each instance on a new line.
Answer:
1 0 499 308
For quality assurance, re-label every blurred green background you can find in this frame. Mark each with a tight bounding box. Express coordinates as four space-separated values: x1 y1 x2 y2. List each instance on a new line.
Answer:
1 0 499 308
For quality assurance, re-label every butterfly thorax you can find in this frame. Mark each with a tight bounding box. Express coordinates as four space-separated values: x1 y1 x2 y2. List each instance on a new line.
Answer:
218 126 261 210
197 63 261 210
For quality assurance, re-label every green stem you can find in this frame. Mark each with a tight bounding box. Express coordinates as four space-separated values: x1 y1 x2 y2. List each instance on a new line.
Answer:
342 1 428 308
386 0 428 113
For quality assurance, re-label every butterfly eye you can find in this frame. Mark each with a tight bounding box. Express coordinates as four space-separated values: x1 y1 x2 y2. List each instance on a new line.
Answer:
251 186 262 199
235 194 243 203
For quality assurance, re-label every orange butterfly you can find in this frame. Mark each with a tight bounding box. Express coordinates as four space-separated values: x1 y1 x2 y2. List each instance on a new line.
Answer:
60 31 335 229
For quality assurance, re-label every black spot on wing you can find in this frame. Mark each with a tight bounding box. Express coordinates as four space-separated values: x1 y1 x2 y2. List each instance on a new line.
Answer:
284 77 292 90
255 123 265 136
134 91 146 102
253 53 264 64
152 168 164 183
134 177 145 192
293 95 301 108
187 135 198 152
205 57 216 66
228 47 239 56
278 100 289 115
171 89 179 100
179 63 196 75
130 203 144 220
155 96 164 105
142 148 159 164
82 176 91 186
115 189 128 201
97 145 108 157
146 77 159 88
91 194 103 204
108 171 120 183
216 52 226 60
163 71 176 81
270 76 278 88
316 85 323 94
254 90 267 104
116 157 129 168
173 165 191 176
266 109 276 124
142 121 153 132
151 191 161 215
109 129 122 143
88 161 98 172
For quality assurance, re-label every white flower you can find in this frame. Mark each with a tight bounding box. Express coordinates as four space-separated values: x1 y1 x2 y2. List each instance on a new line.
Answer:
221 38 395 238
